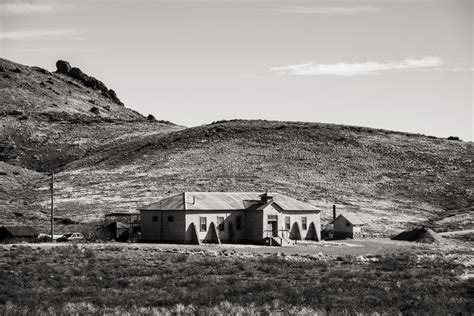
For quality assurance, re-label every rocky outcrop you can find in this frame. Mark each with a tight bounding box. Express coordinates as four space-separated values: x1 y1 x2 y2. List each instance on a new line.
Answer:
55 60 124 106
56 60 71 74
68 67 88 82
85 76 107 91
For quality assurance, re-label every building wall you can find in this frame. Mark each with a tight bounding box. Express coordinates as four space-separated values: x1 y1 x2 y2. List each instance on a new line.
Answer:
304 212 321 241
262 206 321 241
185 210 247 243
245 210 264 242
140 210 186 242
141 208 321 244
333 216 361 239
283 212 320 241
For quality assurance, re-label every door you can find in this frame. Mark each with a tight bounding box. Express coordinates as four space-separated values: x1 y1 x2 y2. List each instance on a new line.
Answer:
267 215 278 237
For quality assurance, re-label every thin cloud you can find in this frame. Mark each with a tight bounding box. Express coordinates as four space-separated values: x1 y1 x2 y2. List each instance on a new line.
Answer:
0 2 54 14
271 57 444 77
0 29 82 40
274 6 379 14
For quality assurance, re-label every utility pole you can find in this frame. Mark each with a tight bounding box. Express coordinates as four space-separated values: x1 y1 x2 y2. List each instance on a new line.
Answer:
50 170 54 242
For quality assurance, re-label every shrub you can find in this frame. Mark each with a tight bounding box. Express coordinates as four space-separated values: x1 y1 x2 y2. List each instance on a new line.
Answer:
147 114 156 121
174 254 189 263
0 247 471 314
90 107 100 114
447 136 460 141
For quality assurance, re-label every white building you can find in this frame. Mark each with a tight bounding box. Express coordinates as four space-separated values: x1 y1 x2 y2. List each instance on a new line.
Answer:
139 192 321 245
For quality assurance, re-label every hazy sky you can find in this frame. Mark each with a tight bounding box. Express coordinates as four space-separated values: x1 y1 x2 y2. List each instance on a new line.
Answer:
1 0 473 139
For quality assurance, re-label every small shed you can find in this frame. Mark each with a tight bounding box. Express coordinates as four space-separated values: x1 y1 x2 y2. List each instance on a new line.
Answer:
106 222 130 242
0 226 38 243
104 213 141 242
330 213 364 239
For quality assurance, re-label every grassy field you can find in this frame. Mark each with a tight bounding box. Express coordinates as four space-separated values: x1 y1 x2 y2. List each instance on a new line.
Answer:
0 243 472 315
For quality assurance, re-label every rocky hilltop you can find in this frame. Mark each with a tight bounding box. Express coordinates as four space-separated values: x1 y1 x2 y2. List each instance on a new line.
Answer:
0 58 181 222
0 58 180 172
0 58 142 122
54 60 123 106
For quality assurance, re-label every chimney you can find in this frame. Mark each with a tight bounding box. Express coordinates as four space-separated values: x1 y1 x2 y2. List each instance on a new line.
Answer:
333 205 336 220
260 192 273 203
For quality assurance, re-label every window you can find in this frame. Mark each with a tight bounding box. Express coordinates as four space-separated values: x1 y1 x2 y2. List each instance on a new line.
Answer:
168 216 174 223
217 216 224 231
236 216 242 230
302 217 307 230
200 217 207 232
267 215 278 221
152 216 158 222
285 217 290 230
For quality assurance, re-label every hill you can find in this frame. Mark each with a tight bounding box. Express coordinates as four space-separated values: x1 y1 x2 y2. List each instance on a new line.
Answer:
0 58 471 236
0 57 181 172
0 57 181 223
44 120 472 235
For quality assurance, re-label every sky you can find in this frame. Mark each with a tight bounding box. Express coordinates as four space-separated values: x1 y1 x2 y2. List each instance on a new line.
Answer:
1 0 473 140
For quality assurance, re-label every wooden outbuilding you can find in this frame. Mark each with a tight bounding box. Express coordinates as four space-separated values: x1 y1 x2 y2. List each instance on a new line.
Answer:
139 192 321 245
104 213 141 242
0 226 38 243
330 213 364 239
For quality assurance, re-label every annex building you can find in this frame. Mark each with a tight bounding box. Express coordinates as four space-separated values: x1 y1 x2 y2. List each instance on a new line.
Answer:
138 192 321 245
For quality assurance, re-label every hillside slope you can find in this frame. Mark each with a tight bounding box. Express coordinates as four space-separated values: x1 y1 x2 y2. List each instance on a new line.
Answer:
0 57 181 224
0 162 44 224
0 58 471 236
0 58 181 171
43 120 472 235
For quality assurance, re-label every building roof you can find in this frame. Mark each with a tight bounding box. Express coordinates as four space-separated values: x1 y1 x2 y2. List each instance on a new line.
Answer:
1 226 38 237
329 213 364 226
105 212 139 217
106 222 130 229
138 192 320 212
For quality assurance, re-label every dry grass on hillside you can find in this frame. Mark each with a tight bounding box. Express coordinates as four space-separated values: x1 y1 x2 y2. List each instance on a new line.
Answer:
41 120 472 234
1 52 471 234
0 162 44 225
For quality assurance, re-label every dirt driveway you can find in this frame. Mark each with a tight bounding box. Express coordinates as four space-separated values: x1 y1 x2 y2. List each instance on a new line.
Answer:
4 238 432 256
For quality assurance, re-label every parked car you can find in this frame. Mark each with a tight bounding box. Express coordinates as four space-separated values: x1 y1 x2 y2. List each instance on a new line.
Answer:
56 232 85 242
37 233 65 242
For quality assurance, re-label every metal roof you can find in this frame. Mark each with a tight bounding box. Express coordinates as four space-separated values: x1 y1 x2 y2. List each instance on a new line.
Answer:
138 192 320 212
329 213 364 226
105 212 139 217
1 226 38 237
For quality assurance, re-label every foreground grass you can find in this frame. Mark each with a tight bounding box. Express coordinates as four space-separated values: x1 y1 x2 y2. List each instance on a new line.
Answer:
0 245 472 315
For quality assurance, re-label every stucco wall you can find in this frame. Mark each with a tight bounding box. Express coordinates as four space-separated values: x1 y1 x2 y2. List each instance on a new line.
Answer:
141 207 321 244
140 210 185 242
245 211 264 242
333 216 361 239
140 210 161 241
286 212 320 241
185 211 247 243
333 217 353 233
262 206 321 241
